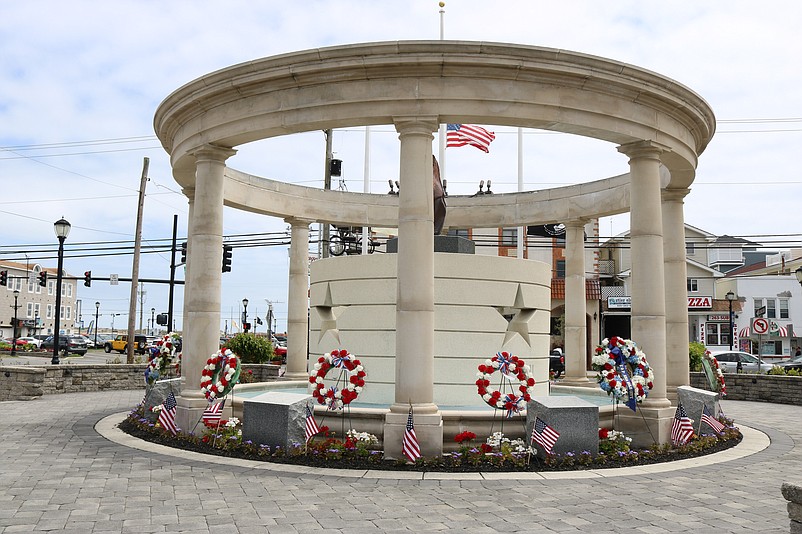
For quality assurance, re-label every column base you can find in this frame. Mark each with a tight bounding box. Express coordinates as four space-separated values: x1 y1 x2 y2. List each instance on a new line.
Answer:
175 389 215 436
559 376 591 387
614 404 676 448
384 404 442 460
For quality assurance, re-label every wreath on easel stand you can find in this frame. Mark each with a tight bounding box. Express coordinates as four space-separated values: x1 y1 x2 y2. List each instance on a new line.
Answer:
475 351 536 436
591 337 654 413
308 349 367 438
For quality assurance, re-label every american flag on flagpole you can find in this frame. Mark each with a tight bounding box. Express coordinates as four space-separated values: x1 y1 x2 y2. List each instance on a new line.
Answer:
446 124 496 153
530 417 560 455
304 404 321 443
157 392 178 436
671 403 694 446
202 399 225 425
701 405 726 434
402 406 421 462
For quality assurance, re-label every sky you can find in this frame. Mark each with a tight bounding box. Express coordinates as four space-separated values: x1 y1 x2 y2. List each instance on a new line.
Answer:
2 1 801 335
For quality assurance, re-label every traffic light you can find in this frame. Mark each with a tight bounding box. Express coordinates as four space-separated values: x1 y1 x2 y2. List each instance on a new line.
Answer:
156 313 168 326
243 322 251 333
0 270 6 286
180 241 187 264
222 244 232 273
38 271 47 287
83 271 92 287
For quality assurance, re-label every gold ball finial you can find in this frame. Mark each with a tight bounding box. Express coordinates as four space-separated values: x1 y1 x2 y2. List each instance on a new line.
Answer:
439 2 445 7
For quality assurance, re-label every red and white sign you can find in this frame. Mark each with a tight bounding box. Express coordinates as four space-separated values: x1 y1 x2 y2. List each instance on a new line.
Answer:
752 317 770 335
687 296 712 309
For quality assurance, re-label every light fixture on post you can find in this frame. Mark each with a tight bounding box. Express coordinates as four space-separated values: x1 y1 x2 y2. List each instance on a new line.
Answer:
242 298 250 333
51 217 71 364
11 289 20 357
150 307 155 335
726 290 736 351
94 301 100 349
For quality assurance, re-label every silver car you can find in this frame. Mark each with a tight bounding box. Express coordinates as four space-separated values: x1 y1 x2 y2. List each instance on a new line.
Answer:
710 351 774 373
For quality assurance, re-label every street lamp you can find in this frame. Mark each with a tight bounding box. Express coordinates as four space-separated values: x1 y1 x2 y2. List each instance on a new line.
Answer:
11 289 20 357
150 308 155 335
52 217 71 364
726 290 736 351
111 313 121 334
242 298 249 333
94 302 100 349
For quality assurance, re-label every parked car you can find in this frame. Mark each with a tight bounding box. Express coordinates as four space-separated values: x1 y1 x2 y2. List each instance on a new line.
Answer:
16 336 42 348
41 335 88 356
710 351 773 374
104 334 148 355
549 348 565 378
774 355 802 372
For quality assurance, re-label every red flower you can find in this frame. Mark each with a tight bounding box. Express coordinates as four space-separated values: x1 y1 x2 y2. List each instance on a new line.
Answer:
598 428 609 439
609 380 617 388
480 443 493 453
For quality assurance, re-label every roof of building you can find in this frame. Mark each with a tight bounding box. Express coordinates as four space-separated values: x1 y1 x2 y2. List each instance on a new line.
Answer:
551 278 601 300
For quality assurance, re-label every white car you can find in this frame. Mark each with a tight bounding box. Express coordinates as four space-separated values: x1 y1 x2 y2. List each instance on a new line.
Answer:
709 351 774 374
16 336 42 348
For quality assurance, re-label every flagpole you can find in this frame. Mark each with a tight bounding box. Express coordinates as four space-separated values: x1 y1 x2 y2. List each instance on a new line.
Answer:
438 2 446 191
517 127 525 259
362 126 371 255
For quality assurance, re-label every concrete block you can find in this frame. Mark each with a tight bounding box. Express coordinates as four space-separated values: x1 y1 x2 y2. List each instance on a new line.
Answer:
386 235 475 254
677 385 720 429
527 396 599 459
143 378 182 422
242 391 312 450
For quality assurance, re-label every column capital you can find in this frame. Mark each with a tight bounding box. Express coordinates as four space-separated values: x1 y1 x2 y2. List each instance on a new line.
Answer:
190 143 237 163
617 140 671 160
284 217 314 228
181 186 195 199
393 116 439 136
564 218 589 229
661 187 690 203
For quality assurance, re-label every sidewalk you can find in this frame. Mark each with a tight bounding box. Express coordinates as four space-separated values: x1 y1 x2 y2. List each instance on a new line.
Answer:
0 390 796 533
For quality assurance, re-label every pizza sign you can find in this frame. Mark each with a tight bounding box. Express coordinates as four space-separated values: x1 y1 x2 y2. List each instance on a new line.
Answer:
687 296 712 309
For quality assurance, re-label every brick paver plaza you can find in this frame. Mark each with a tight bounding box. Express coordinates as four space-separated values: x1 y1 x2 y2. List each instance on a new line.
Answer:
0 390 797 533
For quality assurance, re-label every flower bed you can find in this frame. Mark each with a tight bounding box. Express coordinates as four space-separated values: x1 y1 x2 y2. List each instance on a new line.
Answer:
119 405 742 472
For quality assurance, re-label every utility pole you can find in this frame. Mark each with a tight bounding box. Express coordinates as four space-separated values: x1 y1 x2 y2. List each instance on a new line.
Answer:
127 157 149 363
321 129 333 258
168 214 178 334
138 282 146 334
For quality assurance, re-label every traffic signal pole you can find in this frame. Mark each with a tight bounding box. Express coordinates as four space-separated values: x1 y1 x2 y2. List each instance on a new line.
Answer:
168 214 178 334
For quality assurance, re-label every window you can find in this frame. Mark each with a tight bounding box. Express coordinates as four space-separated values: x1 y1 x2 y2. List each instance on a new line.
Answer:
754 298 763 315
687 279 698 292
686 241 695 255
48 280 55 296
556 260 566 279
34 303 40 318
448 228 469 238
501 228 517 247
706 323 730 346
27 275 34 294
26 302 33 318
767 299 776 319
780 299 790 319
66 283 73 298
46 304 53 319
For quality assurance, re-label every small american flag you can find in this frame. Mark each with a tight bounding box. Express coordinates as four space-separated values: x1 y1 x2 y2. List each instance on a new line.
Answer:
202 399 225 425
402 406 421 462
304 404 321 443
446 124 496 153
701 405 725 434
530 417 560 455
158 392 178 436
671 403 694 446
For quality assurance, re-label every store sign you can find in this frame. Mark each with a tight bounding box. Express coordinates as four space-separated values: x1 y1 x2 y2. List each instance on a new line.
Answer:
608 296 713 310
708 314 729 321
687 296 713 309
607 296 631 309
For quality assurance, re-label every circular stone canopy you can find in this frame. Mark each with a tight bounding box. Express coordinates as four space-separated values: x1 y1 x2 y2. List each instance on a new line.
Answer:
154 40 715 228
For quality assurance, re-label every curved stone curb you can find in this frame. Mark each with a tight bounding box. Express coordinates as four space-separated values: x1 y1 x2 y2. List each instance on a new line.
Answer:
97 412 769 481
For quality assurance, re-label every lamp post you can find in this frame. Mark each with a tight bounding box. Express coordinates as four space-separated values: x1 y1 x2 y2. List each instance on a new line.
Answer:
242 298 249 333
726 290 736 350
10 290 20 357
52 217 71 364
111 313 121 335
94 302 100 349
150 308 155 335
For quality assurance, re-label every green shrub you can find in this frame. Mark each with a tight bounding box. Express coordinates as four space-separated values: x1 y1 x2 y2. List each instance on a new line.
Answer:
768 366 787 375
224 333 275 364
689 342 706 372
788 368 800 377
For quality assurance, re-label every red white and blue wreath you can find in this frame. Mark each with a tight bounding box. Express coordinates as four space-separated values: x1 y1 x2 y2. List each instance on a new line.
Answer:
144 332 181 385
475 351 536 418
591 337 653 412
200 347 241 401
309 349 366 410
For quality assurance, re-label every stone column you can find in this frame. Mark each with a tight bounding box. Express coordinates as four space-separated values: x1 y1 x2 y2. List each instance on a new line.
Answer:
383 116 443 460
284 218 312 380
663 188 691 400
562 219 589 384
181 186 195 336
616 141 674 446
176 144 235 432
